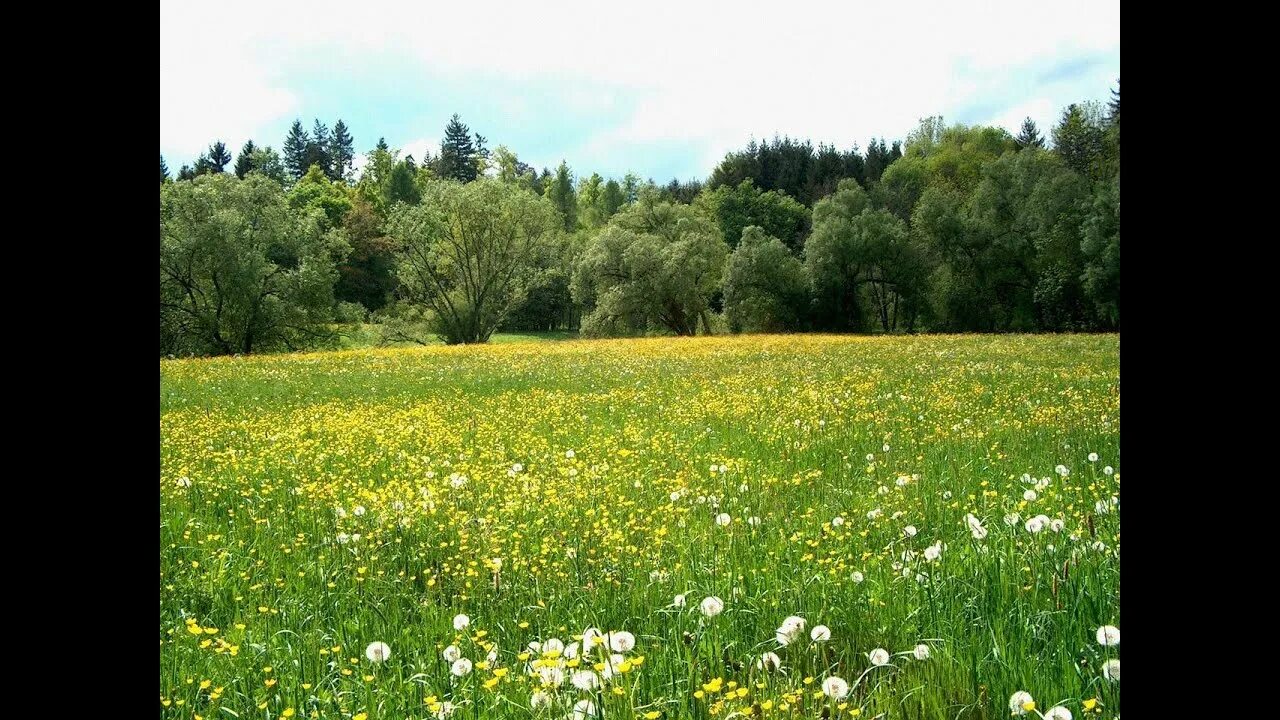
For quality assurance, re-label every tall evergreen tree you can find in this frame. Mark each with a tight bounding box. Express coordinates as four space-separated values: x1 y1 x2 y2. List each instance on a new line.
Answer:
1052 103 1106 177
178 164 196 181
283 120 311 180
438 114 481 182
160 154 170 183
376 137 389 153
1015 117 1045 150
210 141 232 173
1108 79 1120 126
547 161 577 231
330 120 355 181
306 120 332 177
234 140 257 178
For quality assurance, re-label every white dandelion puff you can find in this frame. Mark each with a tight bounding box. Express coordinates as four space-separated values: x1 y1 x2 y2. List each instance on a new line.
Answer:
869 648 890 666
453 614 470 631
810 625 831 642
700 596 724 618
364 641 391 663
1096 625 1120 647
822 676 850 700
450 658 472 677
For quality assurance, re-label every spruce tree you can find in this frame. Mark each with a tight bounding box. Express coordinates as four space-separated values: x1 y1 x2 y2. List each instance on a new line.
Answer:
234 140 257 178
1015 117 1045 150
547 161 577 231
375 137 389 153
330 120 355 181
206 141 231 173
178 164 196 181
438 114 479 182
306 120 332 177
283 120 311 180
1052 103 1106 177
160 154 170 183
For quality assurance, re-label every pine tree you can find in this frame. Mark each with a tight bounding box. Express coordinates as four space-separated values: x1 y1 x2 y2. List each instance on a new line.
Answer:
207 141 231 173
1052 103 1106 177
1015 117 1045 150
1108 79 1120 126
385 159 421 206
283 120 311 180
375 137 389 153
178 164 196 181
234 140 257 178
160 154 170 183
547 161 577 231
330 120 355 181
306 120 332 177
438 114 480 182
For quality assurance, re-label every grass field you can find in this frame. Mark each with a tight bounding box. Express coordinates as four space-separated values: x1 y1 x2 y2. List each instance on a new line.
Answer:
160 334 1120 720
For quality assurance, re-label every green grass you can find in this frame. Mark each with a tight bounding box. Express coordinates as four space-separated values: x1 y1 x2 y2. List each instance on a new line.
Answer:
161 334 1120 720
333 323 578 350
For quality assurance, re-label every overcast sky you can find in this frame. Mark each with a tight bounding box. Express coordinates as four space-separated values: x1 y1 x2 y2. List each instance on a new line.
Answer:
160 0 1119 181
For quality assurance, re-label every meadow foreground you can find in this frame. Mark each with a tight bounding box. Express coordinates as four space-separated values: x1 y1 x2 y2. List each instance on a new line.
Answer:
161 334 1120 720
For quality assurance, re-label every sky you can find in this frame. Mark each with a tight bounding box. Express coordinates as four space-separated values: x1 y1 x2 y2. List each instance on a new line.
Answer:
160 0 1119 182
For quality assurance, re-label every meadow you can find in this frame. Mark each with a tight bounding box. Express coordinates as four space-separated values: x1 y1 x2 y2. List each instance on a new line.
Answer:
160 334 1120 720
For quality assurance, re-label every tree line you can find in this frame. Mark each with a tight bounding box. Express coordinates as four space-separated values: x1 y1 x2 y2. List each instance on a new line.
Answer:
161 83 1118 355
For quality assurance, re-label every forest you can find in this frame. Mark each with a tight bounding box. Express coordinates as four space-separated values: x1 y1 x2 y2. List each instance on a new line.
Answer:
160 82 1119 354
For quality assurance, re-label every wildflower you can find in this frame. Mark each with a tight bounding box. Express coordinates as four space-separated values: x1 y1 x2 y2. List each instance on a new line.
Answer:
1056 465 1070 477
609 631 636 653
1050 519 1065 533
904 525 918 537
565 449 575 458
810 625 831 642
1025 516 1045 534
673 594 686 608
353 505 366 516
832 516 845 527
868 648 890 666
364 642 390 663
851 571 864 583
1009 691 1035 715
1088 452 1099 462
1046 706 1073 720
571 699 597 720
543 638 565 654
1023 489 1038 502
716 513 731 527
1102 658 1120 682
757 652 782 672
176 476 192 488
530 690 551 708
1004 512 1021 526
453 614 470 630
924 541 943 562
913 643 930 660
443 645 461 662
1103 466 1114 475
451 658 472 677
571 670 599 691
821 676 850 700
700 596 724 618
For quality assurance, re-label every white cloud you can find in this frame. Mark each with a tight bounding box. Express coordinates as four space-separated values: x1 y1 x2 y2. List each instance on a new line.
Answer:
161 0 1119 176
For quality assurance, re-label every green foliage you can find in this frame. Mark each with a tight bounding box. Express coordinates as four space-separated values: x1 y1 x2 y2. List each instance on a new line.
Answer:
289 164 353 229
330 119 356 181
160 174 347 355
283 120 310 181
1015 117 1045 150
334 196 397 311
233 140 257 179
709 136 869 206
1081 173 1120 327
547 161 578 231
1052 102 1108 179
698 179 810 251
194 140 232 175
437 114 486 183
386 178 560 344
160 154 170 183
806 179 930 332
572 196 728 336
723 226 810 332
